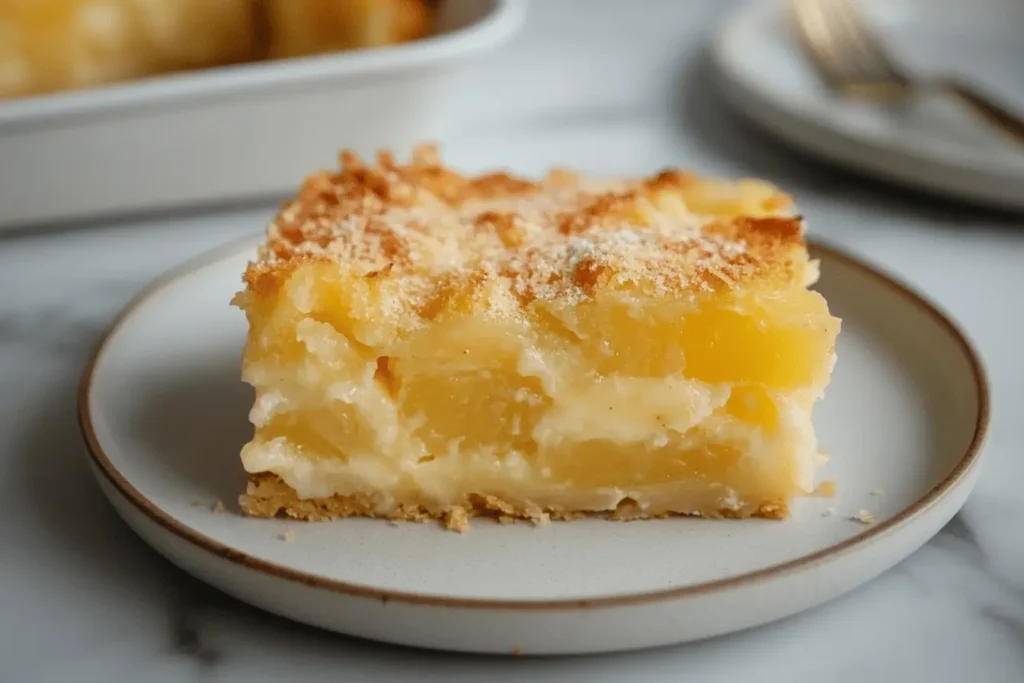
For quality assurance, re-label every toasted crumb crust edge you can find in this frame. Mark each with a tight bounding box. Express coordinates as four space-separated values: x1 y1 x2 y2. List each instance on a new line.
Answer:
239 473 789 532
242 144 807 306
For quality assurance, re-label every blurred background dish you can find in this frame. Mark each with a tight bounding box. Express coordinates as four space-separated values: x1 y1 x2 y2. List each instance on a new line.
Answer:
0 0 434 101
0 0 523 230
265 0 432 58
712 0 1024 211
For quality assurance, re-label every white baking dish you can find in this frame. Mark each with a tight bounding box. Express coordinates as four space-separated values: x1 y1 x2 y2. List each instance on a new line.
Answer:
0 0 526 230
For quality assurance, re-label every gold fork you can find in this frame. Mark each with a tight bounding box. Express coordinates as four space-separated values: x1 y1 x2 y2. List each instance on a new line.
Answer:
787 0 1024 145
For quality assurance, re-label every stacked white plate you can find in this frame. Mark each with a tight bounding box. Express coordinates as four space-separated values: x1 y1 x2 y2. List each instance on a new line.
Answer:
712 0 1024 210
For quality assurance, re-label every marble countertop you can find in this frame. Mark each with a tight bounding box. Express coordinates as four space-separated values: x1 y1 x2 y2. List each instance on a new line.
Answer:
2 1 1022 680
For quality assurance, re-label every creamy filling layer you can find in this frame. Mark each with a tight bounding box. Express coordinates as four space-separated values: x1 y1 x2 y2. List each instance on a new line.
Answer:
240 428 816 516
239 276 836 512
240 317 826 512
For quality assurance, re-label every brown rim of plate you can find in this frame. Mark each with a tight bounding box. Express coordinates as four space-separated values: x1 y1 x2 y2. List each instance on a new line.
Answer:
77 236 991 611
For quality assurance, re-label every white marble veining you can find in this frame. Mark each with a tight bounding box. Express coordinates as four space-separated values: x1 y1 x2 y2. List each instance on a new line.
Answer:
1 1 1022 680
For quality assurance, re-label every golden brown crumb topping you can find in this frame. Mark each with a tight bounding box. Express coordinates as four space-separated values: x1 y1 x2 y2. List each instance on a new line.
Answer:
243 144 809 310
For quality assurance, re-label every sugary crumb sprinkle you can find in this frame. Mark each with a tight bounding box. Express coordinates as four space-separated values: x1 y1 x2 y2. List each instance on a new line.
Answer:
243 144 808 318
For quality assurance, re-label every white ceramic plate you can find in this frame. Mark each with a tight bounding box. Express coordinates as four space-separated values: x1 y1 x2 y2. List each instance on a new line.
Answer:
712 0 1024 210
79 239 989 655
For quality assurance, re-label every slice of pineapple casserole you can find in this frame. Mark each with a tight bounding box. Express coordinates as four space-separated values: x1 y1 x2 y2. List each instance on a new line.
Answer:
233 145 840 530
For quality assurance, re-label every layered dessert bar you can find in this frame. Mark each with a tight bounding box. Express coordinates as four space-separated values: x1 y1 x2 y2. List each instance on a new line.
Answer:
234 145 840 529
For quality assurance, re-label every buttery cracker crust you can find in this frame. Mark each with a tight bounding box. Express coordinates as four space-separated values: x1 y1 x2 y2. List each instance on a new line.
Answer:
239 474 788 532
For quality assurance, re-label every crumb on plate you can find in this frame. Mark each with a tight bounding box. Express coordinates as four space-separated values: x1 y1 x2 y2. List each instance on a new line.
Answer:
442 506 470 533
813 480 836 498
851 509 876 525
